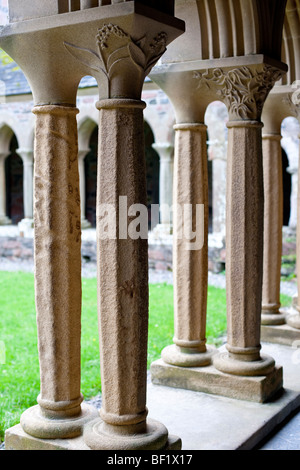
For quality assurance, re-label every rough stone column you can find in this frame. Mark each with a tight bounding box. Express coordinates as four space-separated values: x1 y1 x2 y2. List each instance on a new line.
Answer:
261 134 285 325
78 149 92 229
20 105 97 439
161 123 215 367
152 142 174 232
80 15 184 451
84 99 176 450
0 152 11 225
212 64 284 378
17 149 34 221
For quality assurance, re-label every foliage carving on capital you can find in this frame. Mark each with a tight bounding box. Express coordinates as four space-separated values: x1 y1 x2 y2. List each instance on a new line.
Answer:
194 65 284 120
64 23 167 98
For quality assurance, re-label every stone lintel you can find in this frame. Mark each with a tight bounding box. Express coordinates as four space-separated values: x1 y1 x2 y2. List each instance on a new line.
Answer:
156 54 288 77
5 424 181 451
0 3 184 106
261 324 300 346
150 359 283 404
4 2 185 37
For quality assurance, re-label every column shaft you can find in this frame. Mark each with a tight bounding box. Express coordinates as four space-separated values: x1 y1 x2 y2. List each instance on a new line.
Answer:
261 134 285 325
20 105 96 438
161 123 215 367
214 121 275 376
0 153 11 225
98 100 148 425
154 143 174 226
84 99 171 450
287 138 300 329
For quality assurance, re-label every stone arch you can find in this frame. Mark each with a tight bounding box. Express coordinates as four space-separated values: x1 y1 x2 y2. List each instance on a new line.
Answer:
0 123 17 154
78 116 98 152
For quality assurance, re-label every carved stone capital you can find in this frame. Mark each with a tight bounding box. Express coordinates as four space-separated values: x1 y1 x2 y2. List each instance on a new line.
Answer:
65 23 168 99
194 64 284 121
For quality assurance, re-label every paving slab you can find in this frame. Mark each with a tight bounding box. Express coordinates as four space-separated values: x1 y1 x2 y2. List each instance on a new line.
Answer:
146 342 300 450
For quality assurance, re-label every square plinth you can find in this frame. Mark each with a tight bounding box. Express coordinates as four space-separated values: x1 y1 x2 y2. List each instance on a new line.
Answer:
261 324 300 346
4 425 181 451
150 359 283 403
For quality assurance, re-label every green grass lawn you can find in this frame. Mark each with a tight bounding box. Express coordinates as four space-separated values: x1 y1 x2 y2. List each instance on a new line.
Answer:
0 271 292 442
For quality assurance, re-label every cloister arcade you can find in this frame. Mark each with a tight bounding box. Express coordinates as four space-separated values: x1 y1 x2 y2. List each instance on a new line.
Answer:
0 0 300 452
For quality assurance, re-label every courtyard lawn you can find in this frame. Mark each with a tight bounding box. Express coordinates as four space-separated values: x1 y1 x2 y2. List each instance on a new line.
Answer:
0 271 292 442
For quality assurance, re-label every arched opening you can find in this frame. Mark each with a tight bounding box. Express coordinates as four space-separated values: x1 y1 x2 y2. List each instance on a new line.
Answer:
5 134 24 225
85 125 98 228
144 120 160 229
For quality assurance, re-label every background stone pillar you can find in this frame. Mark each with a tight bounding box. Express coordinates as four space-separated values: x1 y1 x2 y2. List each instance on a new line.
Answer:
161 123 215 367
261 134 286 325
288 130 300 330
17 149 34 236
0 152 11 225
152 142 174 234
20 105 97 439
78 148 92 229
212 64 284 384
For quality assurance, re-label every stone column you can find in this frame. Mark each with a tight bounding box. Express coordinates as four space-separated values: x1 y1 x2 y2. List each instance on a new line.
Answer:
0 152 11 225
17 149 34 220
161 123 215 367
288 131 300 330
212 64 284 383
17 149 34 236
80 17 184 451
152 142 174 234
78 149 92 229
20 105 97 439
211 149 227 236
287 165 298 229
84 99 175 450
261 134 285 325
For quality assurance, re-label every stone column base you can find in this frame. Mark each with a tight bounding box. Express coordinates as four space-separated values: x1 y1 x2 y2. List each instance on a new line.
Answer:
4 423 181 451
150 358 283 403
81 218 92 229
0 216 11 226
261 323 300 346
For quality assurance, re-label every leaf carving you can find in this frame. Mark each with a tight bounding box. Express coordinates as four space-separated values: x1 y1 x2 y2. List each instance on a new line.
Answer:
64 41 108 77
128 41 146 70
